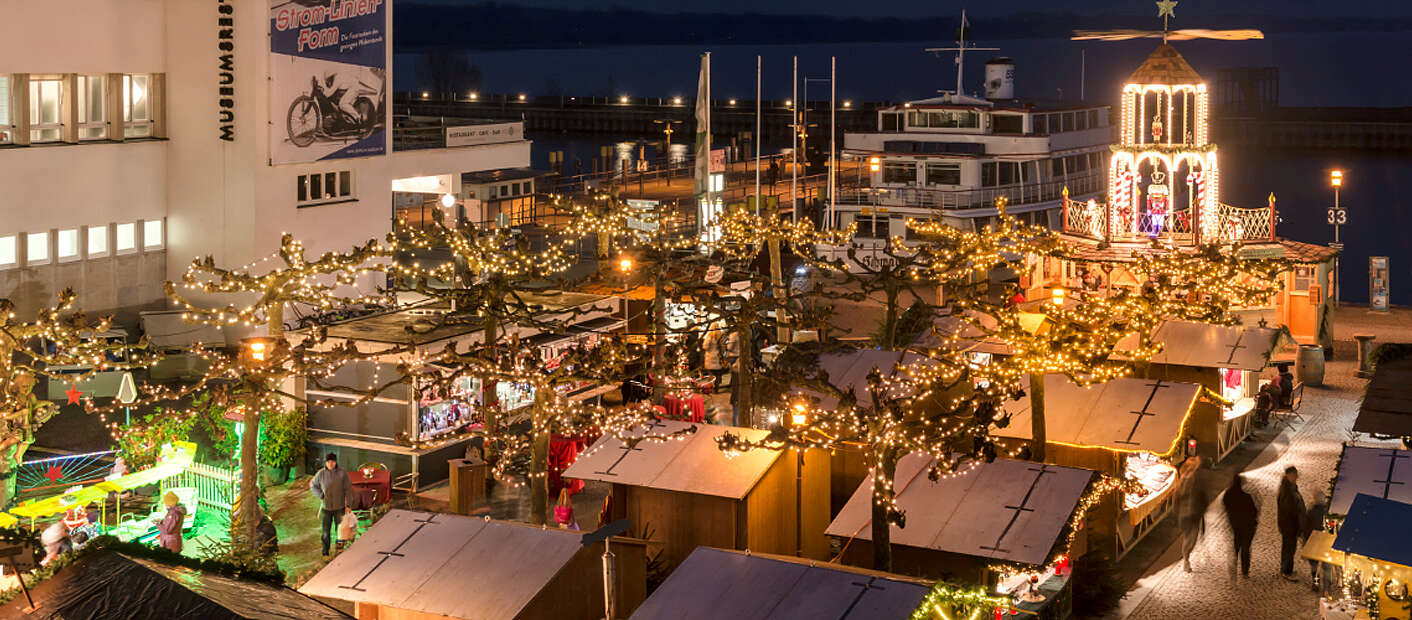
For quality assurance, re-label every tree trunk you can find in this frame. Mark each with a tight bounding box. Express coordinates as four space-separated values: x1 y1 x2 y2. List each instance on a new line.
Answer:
481 313 501 484
881 287 900 350
733 321 753 427
1029 373 1046 462
768 237 789 343
0 442 28 511
234 397 261 543
650 270 667 401
868 445 898 572
528 389 551 526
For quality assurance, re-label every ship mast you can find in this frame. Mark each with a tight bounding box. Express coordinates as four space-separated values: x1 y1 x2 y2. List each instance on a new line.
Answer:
925 9 998 98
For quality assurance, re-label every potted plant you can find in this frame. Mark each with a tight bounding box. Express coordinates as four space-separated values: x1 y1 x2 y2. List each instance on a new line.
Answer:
258 407 307 485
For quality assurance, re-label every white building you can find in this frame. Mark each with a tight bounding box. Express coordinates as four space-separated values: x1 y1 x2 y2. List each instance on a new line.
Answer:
0 0 530 325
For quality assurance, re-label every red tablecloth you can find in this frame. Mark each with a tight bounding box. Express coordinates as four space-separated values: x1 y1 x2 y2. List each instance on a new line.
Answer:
351 469 391 505
662 394 705 423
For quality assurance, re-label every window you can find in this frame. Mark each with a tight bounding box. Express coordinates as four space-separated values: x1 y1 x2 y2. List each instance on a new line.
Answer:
57 228 79 260
521 181 531 195
854 214 889 239
882 162 916 185
509 183 519 197
26 232 49 263
77 75 107 140
992 115 1023 134
1294 266 1314 291
87 225 108 256
881 112 901 131
143 220 163 249
296 170 354 206
0 235 15 267
0 77 10 144
1088 109 1100 128
29 78 63 143
907 110 978 129
925 163 960 186
1075 111 1089 131
1032 114 1047 134
1047 113 1060 132
488 186 497 199
982 162 997 187
115 223 136 252
1062 112 1075 132
123 74 153 138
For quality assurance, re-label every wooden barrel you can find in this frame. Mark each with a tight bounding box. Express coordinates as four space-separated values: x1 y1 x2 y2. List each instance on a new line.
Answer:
1296 344 1326 387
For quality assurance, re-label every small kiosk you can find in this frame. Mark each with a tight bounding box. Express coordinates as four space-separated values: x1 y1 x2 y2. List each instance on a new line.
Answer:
630 547 933 620
995 375 1203 558
304 292 622 486
299 510 646 620
825 453 1097 617
1119 321 1281 462
1313 494 1412 620
563 420 831 573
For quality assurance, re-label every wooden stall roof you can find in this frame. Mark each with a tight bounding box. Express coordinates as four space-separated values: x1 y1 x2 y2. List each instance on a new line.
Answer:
995 375 1202 455
298 510 586 620
812 349 931 410
319 290 617 346
913 312 1013 356
1116 321 1280 371
629 547 932 620
1355 358 1412 437
1332 494 1412 569
825 454 1094 566
1330 445 1412 516
563 420 781 499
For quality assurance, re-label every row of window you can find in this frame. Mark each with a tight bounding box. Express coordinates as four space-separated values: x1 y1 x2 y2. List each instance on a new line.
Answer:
0 220 164 269
297 170 356 207
877 153 1105 189
882 162 960 187
1032 110 1102 135
466 180 535 201
0 73 157 144
878 108 1104 135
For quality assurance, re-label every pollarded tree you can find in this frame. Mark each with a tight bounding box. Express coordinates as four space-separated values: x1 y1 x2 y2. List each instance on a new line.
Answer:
0 290 154 507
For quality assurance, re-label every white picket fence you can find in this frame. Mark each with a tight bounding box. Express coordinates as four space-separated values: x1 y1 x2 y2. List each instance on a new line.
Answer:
162 461 240 517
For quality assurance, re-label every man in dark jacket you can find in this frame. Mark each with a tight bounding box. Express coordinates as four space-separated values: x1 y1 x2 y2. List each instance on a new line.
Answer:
310 452 354 557
1223 472 1258 581
1277 465 1307 580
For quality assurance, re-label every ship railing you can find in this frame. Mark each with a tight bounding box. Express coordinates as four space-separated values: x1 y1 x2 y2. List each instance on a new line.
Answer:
834 171 1103 211
1110 208 1196 244
1063 199 1106 239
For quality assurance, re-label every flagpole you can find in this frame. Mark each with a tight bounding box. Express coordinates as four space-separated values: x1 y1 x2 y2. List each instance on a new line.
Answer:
829 55 836 231
791 55 798 224
755 55 761 216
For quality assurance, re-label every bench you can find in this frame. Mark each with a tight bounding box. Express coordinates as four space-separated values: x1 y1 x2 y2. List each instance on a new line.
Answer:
1271 381 1305 430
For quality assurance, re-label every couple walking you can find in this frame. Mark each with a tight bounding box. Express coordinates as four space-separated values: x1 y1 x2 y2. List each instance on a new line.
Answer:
1217 465 1318 582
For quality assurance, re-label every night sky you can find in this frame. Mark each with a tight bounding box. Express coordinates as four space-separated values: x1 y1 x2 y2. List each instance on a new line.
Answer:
408 0 1411 18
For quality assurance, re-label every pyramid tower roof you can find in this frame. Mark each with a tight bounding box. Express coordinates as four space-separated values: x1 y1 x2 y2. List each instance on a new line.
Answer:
1127 44 1204 85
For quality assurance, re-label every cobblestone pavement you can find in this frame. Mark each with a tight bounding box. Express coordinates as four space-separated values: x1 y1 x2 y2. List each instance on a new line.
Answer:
1113 307 1411 620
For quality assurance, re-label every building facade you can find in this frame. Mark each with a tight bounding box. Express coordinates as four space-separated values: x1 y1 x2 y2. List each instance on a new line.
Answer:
0 0 530 326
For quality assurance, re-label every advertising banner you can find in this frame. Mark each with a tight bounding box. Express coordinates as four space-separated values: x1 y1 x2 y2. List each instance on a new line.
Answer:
445 122 521 148
269 0 388 165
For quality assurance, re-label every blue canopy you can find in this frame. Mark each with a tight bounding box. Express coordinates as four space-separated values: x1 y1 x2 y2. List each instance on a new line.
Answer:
1332 493 1412 567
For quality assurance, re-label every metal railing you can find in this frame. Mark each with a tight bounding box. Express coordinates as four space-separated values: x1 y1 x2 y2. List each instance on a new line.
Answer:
1216 203 1275 243
835 171 1104 211
1110 208 1195 244
1064 199 1106 239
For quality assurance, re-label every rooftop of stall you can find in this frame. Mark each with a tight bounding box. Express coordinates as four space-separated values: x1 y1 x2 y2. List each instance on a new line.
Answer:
629 547 932 620
1354 356 1412 437
563 419 831 570
318 291 620 350
298 509 646 620
1330 445 1412 517
995 374 1202 474
912 311 1014 356
1332 494 1412 581
826 453 1095 583
1115 321 1281 372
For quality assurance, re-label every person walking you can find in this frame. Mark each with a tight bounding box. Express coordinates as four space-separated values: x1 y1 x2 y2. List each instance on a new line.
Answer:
1222 472 1258 581
1179 458 1209 572
1277 465 1307 581
310 452 354 558
157 491 187 554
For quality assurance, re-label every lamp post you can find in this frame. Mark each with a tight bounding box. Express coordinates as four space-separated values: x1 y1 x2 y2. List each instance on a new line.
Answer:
789 400 808 557
618 256 633 329
653 120 682 186
236 336 277 541
1328 170 1345 308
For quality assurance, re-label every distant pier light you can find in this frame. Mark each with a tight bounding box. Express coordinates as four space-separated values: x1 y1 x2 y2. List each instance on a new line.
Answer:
620 95 630 104
420 91 429 99
673 96 682 105
728 99 737 105
785 99 793 108
469 92 478 101
518 93 526 101
843 100 852 108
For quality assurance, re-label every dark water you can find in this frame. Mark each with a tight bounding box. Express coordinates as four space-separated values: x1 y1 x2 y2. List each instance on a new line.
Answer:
395 35 1412 305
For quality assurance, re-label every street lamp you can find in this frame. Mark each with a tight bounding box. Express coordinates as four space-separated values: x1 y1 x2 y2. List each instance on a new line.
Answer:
1051 287 1067 306
240 337 276 367
787 400 808 557
618 257 633 327
654 119 683 185
1328 169 1346 307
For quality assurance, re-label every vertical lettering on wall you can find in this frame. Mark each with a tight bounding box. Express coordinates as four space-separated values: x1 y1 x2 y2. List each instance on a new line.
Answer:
218 0 235 141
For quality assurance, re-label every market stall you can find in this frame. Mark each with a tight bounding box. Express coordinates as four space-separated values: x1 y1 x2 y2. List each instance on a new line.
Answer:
299 509 646 620
1354 355 1412 438
1117 320 1281 462
995 375 1203 558
825 452 1100 618
630 547 934 620
304 293 623 487
563 419 831 573
1305 494 1412 620
1331 445 1412 518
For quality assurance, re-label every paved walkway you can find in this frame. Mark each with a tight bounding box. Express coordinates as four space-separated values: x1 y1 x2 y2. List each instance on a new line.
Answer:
1111 307 1411 620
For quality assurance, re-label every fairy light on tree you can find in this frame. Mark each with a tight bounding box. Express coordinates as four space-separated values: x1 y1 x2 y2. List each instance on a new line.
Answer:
0 290 154 507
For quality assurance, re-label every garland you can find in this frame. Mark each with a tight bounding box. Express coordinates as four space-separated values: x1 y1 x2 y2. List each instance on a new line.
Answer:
908 581 1010 620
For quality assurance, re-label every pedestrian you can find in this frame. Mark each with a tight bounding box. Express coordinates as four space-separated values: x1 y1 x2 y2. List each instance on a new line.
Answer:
1277 465 1307 581
252 511 280 559
40 520 71 567
1222 472 1258 582
310 452 355 558
1180 458 1209 572
157 490 187 554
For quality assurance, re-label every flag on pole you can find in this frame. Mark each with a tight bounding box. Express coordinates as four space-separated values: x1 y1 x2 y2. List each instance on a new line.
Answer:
694 52 711 235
